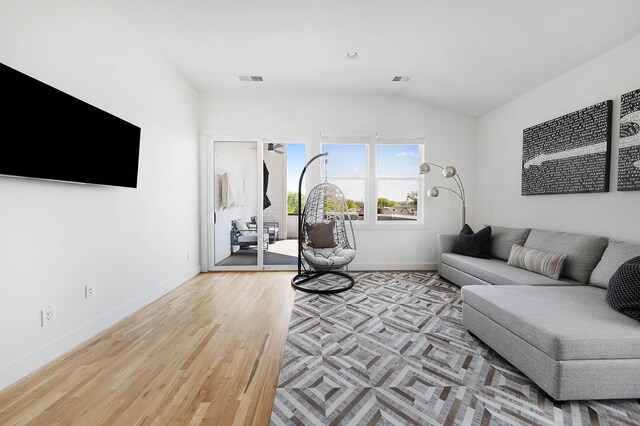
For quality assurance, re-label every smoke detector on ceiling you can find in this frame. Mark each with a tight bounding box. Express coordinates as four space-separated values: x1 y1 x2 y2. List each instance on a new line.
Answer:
239 75 264 82
392 75 412 82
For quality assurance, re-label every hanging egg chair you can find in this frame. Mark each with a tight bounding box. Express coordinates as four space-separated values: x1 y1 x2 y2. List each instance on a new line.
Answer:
291 153 357 294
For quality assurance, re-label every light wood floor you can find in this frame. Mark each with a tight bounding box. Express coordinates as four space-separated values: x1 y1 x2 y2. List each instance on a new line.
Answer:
0 272 296 425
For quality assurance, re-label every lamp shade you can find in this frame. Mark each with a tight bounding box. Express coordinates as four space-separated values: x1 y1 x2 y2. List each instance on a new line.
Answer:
427 187 440 197
443 166 457 178
419 163 430 174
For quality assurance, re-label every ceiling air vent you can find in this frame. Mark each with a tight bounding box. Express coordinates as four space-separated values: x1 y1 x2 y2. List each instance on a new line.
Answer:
239 75 264 82
392 75 412 82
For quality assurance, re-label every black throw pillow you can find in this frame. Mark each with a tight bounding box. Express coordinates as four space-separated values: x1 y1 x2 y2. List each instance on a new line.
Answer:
452 224 492 259
606 256 640 322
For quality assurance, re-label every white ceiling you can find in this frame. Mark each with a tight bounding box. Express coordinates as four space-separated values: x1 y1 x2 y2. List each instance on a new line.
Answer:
109 0 640 117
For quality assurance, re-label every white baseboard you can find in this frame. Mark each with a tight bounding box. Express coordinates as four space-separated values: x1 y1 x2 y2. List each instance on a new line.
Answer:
0 265 202 391
350 263 438 271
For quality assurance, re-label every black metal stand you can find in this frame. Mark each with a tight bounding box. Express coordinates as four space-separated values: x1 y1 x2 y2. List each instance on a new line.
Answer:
291 270 355 294
290 153 355 294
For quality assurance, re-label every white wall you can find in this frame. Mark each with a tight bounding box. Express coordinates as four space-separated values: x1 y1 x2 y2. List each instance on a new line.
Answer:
0 0 200 390
476 35 640 243
214 142 258 263
201 94 478 269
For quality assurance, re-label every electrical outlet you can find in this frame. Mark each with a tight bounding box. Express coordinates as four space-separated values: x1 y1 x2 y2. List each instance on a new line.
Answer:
41 306 54 327
85 284 95 299
187 252 190 262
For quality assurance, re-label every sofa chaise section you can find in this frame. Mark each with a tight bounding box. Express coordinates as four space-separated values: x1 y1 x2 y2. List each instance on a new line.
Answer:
449 230 640 401
462 285 640 400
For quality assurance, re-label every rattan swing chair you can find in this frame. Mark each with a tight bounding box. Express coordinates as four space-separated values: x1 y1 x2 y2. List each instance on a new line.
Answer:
291 153 357 294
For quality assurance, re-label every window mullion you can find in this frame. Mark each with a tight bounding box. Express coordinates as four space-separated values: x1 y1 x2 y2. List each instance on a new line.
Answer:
367 134 375 224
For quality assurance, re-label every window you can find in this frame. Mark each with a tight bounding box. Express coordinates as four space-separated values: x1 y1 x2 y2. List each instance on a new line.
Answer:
321 143 367 221
321 132 424 226
375 143 421 222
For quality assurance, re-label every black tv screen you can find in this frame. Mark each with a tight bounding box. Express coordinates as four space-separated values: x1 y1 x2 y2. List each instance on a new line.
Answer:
0 62 141 188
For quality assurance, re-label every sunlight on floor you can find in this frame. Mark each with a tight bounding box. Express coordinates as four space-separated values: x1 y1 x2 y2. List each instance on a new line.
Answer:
268 239 298 257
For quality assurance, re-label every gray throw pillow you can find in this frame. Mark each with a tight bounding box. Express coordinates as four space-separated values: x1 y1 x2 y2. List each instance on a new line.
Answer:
487 226 531 261
306 220 337 248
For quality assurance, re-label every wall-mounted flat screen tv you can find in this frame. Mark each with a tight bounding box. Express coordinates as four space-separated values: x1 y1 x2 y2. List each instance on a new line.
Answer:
0 62 141 188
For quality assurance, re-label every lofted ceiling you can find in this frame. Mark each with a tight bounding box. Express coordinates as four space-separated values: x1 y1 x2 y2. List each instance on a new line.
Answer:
108 0 640 117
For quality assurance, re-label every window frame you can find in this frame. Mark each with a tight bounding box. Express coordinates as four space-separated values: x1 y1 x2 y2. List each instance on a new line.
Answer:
320 130 427 230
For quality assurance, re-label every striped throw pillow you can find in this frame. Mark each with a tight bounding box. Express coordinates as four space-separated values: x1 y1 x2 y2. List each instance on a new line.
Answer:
507 244 567 280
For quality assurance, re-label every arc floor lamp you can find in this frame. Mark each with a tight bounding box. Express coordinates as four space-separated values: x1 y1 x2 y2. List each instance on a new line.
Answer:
419 162 466 228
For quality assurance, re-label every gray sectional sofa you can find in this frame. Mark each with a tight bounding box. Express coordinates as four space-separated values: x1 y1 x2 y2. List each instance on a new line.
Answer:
437 226 640 401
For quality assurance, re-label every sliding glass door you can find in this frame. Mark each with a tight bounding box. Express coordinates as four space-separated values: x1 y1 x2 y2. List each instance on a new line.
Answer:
207 138 306 271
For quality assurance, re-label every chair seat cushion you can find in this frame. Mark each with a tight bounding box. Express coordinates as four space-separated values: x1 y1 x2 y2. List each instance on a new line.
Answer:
462 285 640 360
441 253 580 286
237 232 268 244
303 246 356 268
237 234 257 243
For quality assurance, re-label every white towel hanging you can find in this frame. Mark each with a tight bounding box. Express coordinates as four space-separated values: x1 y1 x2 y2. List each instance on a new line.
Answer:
221 173 245 208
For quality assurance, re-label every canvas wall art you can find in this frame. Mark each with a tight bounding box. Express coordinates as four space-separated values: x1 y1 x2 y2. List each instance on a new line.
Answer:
618 88 640 191
521 100 613 195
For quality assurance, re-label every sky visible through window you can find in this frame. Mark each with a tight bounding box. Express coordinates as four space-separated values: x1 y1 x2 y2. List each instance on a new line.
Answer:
321 144 366 204
320 144 419 203
376 145 419 178
286 144 306 193
323 145 367 178
376 144 420 206
287 143 420 205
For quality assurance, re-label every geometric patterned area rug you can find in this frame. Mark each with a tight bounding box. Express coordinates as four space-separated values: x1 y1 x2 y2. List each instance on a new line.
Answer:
270 272 640 425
